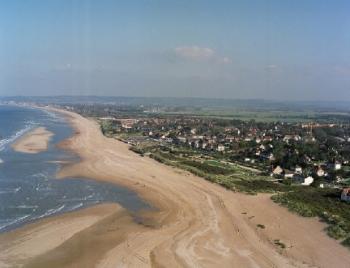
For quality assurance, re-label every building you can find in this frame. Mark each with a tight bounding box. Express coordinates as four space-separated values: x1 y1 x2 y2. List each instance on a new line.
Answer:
284 170 294 179
316 167 325 177
301 176 314 186
295 166 303 174
341 188 350 202
273 166 283 175
334 161 342 171
217 145 225 152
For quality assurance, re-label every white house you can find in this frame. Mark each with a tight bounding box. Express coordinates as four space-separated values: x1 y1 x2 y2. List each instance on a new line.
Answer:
284 170 294 179
301 176 314 186
334 161 342 171
217 145 225 152
316 167 325 177
295 166 303 174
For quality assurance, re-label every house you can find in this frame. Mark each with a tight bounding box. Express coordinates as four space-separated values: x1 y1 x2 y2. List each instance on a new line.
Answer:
341 188 350 202
217 145 225 152
194 140 201 149
283 135 293 142
316 167 325 177
334 161 342 171
202 142 208 149
328 161 342 171
295 166 303 174
177 137 187 143
260 151 275 161
292 174 313 186
284 170 294 179
273 166 283 175
301 176 314 186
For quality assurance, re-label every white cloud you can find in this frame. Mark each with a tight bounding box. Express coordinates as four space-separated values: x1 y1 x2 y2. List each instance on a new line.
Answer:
174 45 231 64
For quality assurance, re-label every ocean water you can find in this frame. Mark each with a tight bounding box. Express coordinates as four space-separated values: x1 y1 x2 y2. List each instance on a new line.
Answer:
0 105 149 232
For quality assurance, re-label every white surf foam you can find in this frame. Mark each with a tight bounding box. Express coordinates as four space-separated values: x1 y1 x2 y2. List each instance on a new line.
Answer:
0 122 36 152
69 202 83 211
0 214 31 231
0 187 21 194
9 205 38 209
34 204 66 220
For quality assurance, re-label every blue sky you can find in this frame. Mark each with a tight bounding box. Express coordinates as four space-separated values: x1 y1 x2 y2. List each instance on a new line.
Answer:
0 0 350 100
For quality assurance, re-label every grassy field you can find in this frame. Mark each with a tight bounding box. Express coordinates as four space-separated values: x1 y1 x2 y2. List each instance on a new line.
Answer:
159 109 350 123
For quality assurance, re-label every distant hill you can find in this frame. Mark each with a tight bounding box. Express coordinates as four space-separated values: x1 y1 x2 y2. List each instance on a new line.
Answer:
1 95 350 113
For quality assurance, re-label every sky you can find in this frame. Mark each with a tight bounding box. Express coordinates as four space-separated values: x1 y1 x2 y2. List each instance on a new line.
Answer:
0 0 350 101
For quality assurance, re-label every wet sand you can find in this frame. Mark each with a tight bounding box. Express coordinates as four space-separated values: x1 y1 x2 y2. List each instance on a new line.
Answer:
12 127 53 154
1 108 350 268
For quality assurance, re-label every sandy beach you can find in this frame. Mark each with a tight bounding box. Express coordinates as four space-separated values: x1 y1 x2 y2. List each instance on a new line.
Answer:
12 127 53 154
1 109 350 268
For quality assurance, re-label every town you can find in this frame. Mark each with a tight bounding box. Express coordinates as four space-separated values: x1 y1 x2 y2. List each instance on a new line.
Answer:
97 112 350 189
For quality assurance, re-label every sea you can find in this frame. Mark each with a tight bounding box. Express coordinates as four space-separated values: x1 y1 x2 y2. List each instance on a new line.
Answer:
0 105 149 232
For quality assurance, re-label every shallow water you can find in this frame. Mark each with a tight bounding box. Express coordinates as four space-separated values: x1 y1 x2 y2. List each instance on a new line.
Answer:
0 105 150 232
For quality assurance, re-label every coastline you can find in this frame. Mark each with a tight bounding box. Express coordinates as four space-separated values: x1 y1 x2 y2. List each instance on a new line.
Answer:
11 127 53 154
1 107 350 267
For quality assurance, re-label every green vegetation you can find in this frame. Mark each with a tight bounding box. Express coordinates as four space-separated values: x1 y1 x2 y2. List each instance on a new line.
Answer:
342 237 350 248
272 188 350 241
100 120 115 136
273 239 286 249
257 224 265 229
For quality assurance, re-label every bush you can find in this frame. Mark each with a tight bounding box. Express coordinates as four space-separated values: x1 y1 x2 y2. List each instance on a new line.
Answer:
180 160 232 175
327 224 347 240
341 237 350 248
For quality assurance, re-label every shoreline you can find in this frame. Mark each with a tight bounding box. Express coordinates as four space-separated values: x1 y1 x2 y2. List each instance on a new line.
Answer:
1 107 350 267
11 126 53 154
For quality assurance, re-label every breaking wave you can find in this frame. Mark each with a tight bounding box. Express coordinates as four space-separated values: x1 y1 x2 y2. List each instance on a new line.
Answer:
0 122 36 152
0 187 21 195
0 215 31 231
33 205 66 220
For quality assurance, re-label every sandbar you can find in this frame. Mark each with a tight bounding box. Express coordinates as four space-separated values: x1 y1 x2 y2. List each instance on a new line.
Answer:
12 127 53 154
